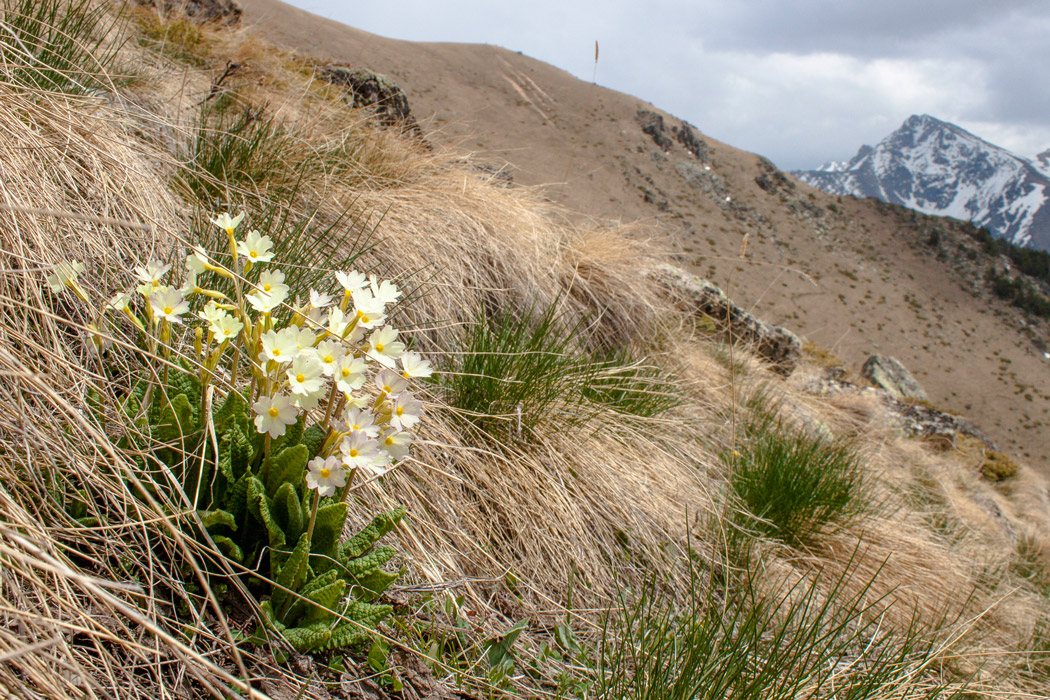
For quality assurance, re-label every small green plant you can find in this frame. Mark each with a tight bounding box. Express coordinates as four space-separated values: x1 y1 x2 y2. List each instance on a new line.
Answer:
49 211 433 654
595 555 966 700
582 347 681 417
979 449 1020 482
726 419 866 548
441 302 598 441
1 0 126 94
131 9 209 66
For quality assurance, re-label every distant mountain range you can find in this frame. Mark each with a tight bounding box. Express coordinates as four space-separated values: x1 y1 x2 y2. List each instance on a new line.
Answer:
793 115 1050 251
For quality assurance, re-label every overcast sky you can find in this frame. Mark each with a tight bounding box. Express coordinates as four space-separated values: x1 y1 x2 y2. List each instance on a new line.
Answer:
281 1 1050 170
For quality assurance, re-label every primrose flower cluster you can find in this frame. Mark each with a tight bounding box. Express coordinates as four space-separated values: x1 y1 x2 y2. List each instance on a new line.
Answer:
54 212 431 497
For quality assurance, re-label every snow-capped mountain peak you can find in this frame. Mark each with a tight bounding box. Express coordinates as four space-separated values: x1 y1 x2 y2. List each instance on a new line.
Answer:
793 115 1050 251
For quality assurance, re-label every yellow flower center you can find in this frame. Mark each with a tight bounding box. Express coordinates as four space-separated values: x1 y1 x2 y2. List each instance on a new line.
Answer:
402 372 410 378
163 306 173 315
268 407 279 418
361 315 370 324
296 374 305 383
341 368 350 378
383 385 392 393
375 343 384 352
348 448 359 458
250 251 258 258
385 437 394 446
273 349 281 356
263 283 271 292
152 280 160 287
395 407 404 416
320 468 331 479
324 355 334 363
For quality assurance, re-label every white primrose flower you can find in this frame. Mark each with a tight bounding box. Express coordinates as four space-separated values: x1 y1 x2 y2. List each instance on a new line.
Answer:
286 354 325 397
366 326 405 368
47 259 86 294
212 212 244 235
400 351 433 379
389 391 422 432
334 354 367 394
369 275 402 307
340 430 380 471
345 393 370 410
293 327 317 352
313 339 345 377
252 393 297 438
199 301 226 326
290 390 323 411
186 245 210 276
305 455 346 497
335 270 368 294
134 260 171 291
309 289 333 308
236 229 275 263
107 290 133 312
256 269 288 298
246 285 288 314
149 287 189 325
212 313 243 342
343 406 380 439
260 327 300 364
379 429 413 462
350 289 386 329
374 368 408 396
326 307 348 337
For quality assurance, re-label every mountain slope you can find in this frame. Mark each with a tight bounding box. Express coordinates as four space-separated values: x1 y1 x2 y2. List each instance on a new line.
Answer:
238 0 1050 473
794 114 1050 250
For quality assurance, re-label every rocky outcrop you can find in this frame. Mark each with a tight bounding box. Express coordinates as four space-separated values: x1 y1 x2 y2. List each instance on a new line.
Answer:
637 110 673 152
129 0 241 26
636 110 709 162
885 395 998 450
654 264 801 375
861 355 928 401
319 66 422 136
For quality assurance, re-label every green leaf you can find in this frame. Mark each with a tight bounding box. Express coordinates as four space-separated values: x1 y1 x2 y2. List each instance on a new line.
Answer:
299 578 347 626
248 477 286 548
271 532 311 619
353 568 400 601
264 444 308 498
301 424 326 459
273 482 304 546
211 535 244 562
281 621 331 653
311 501 348 561
152 393 198 444
197 509 237 532
272 412 306 453
320 622 371 653
340 506 405 560
212 389 248 431
343 600 392 631
485 619 528 670
222 471 252 528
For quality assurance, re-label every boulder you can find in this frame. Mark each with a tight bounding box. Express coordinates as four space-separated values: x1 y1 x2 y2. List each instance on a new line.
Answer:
636 110 673 152
318 66 422 136
884 395 997 450
654 264 801 375
129 0 241 26
861 354 928 401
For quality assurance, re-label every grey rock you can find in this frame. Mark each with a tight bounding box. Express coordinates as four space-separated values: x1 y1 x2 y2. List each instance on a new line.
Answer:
637 110 673 151
319 66 424 137
884 395 998 450
654 264 801 375
129 0 241 26
861 354 928 401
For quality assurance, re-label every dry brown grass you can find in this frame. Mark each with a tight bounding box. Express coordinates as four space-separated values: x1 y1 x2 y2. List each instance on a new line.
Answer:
1 5 1049 699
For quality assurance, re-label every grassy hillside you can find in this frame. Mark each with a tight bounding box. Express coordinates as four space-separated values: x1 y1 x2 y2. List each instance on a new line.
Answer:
1 3 1049 699
236 0 1050 473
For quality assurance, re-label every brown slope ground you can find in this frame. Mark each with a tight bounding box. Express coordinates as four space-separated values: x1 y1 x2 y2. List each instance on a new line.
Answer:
238 0 1050 474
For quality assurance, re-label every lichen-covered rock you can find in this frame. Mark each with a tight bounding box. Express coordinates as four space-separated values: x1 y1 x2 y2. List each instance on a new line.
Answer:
861 354 928 401
885 395 998 450
319 66 422 135
654 264 801 375
129 0 241 26
637 110 673 152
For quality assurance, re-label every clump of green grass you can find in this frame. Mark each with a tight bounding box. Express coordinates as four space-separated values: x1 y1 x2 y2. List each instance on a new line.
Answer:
131 9 209 66
582 347 681 418
726 418 867 548
594 557 966 700
442 303 679 443
1 0 126 94
441 302 597 442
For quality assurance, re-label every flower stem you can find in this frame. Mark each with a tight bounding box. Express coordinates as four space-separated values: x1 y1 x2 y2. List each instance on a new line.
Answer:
305 488 321 542
337 467 357 503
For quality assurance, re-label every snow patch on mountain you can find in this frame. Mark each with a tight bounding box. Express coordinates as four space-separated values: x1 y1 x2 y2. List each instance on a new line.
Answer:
792 115 1050 252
